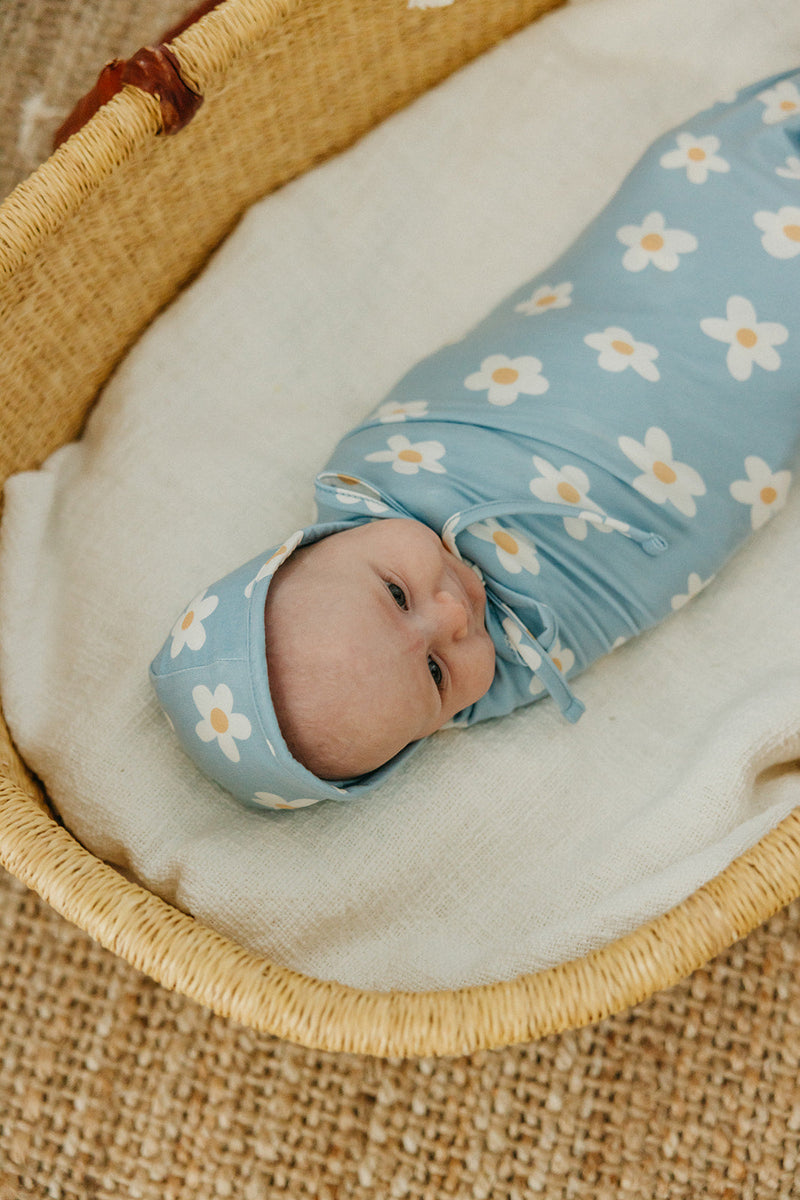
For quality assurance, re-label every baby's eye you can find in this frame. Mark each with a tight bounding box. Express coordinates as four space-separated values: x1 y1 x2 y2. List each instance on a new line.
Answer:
428 656 443 689
387 582 407 610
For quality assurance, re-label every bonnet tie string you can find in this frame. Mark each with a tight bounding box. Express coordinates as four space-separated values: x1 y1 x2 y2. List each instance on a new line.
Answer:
439 498 668 723
441 499 669 558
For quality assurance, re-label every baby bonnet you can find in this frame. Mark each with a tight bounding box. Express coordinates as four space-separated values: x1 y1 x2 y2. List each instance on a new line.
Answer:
149 519 421 809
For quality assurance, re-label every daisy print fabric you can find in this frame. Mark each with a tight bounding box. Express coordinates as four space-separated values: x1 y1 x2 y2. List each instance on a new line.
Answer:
193 683 252 763
616 211 698 272
659 133 730 184
468 519 540 576
515 281 573 315
365 434 447 474
308 65 800 736
169 589 218 657
758 79 800 124
463 354 549 405
583 326 660 380
150 532 398 808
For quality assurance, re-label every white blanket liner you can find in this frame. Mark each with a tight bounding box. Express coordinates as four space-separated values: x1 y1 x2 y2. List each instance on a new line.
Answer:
1 0 799 991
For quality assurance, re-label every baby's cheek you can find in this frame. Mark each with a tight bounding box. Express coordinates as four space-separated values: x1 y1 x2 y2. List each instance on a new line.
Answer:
467 634 497 704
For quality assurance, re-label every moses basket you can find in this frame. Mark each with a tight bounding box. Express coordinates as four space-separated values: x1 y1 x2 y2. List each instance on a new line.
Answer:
2 0 800 1058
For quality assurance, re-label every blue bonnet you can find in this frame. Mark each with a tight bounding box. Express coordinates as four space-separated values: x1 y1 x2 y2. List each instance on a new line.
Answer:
149 518 422 809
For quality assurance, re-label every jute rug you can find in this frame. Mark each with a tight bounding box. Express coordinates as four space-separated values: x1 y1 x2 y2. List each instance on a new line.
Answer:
2 3 800 1196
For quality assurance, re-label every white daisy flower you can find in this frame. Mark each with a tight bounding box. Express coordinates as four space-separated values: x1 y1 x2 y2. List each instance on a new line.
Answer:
529 456 609 541
505 617 574 690
515 281 573 315
753 206 800 259
334 488 388 513
777 155 800 180
376 400 429 423
758 80 800 124
700 295 788 381
327 473 387 506
365 434 447 474
729 456 792 529
169 589 219 658
193 684 252 763
502 618 543 691
464 353 549 406
583 326 660 381
252 792 319 810
616 211 698 272
244 530 304 598
671 572 713 611
547 636 575 677
618 427 706 517
468 519 540 576
659 133 730 184
715 85 743 106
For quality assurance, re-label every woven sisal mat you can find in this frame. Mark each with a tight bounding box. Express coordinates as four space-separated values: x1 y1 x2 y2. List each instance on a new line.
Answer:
2 2 800 1196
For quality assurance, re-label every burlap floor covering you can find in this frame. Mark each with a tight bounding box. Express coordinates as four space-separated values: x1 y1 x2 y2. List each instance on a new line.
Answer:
2 3 800 1196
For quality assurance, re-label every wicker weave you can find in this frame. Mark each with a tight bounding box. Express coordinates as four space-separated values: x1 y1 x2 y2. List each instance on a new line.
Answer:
2 0 800 1058
5 866 800 1198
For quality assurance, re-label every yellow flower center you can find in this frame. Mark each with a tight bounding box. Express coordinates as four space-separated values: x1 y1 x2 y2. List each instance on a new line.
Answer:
536 293 558 308
210 708 229 734
760 486 778 505
611 340 635 356
736 327 758 348
552 657 563 673
687 147 706 162
492 530 519 555
492 367 520 385
398 449 423 463
337 474 360 485
780 100 798 112
783 224 800 242
181 611 194 631
556 481 581 504
640 233 664 252
652 460 677 485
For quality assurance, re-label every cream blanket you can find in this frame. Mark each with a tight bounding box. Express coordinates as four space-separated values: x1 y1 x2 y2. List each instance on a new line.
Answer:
1 0 799 991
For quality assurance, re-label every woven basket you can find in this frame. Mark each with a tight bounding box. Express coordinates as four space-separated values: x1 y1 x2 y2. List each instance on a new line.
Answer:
2 0 800 1058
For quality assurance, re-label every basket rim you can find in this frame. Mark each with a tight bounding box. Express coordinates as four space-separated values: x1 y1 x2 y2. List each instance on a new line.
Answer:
3 769 799 1057
0 0 303 281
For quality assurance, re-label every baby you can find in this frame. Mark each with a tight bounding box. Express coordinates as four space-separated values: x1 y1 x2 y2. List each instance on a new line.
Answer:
150 66 800 809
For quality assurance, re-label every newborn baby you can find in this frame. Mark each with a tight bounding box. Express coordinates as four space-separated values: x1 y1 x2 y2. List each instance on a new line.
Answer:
150 66 800 809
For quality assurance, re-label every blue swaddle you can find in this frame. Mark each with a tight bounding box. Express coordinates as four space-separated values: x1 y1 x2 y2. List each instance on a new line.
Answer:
150 67 800 808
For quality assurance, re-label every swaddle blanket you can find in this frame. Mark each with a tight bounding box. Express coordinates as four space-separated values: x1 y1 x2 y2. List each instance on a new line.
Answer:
317 66 800 723
148 70 800 811
2 0 800 991
151 66 800 808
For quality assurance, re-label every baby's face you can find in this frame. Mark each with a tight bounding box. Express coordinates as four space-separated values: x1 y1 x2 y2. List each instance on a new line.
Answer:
264 519 496 779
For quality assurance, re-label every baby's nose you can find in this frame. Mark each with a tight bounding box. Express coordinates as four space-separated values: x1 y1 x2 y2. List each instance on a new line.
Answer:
434 588 469 640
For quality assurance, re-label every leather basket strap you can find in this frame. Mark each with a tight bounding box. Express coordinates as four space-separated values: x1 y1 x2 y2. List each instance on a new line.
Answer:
52 2 217 149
